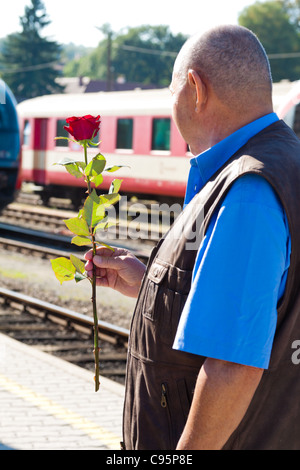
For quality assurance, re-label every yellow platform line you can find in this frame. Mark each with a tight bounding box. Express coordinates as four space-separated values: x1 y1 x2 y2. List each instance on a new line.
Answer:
0 373 121 449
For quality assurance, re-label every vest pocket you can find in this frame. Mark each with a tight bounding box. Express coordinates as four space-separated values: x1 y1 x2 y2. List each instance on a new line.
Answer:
160 290 188 346
141 261 189 347
143 262 168 321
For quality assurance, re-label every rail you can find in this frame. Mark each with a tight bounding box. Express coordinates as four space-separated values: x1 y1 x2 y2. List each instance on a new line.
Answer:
0 287 130 346
0 222 150 264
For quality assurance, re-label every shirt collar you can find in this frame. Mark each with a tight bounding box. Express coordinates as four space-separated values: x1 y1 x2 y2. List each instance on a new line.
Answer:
185 112 279 205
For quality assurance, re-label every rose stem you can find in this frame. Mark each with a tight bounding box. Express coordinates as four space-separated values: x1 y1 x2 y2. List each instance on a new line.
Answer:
84 141 100 392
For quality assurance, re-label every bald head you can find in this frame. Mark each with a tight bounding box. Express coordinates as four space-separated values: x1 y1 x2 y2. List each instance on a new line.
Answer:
174 25 273 113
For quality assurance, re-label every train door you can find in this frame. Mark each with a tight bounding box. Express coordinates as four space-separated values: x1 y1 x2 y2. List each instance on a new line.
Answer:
33 118 48 185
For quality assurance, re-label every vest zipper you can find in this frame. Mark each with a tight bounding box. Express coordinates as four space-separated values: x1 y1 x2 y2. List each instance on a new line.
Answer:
161 383 168 408
161 382 175 448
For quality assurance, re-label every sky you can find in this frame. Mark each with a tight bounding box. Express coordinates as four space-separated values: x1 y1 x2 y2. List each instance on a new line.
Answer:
0 0 258 47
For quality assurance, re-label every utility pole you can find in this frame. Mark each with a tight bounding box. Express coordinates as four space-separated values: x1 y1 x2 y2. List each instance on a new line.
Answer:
106 30 113 91
97 23 113 92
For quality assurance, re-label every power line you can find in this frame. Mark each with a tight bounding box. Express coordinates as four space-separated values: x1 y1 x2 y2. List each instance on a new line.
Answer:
268 52 300 59
0 46 178 75
0 61 59 74
120 44 300 60
0 49 299 75
120 44 177 57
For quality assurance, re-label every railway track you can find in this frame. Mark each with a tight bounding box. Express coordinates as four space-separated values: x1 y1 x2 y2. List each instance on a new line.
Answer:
2 195 179 244
0 220 148 385
0 193 173 385
0 202 152 385
0 221 150 264
0 287 129 384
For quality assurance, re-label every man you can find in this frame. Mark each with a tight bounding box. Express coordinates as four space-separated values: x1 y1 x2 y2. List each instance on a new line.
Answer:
85 25 300 450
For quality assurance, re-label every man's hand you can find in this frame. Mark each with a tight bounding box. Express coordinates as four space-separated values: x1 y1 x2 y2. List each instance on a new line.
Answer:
84 247 146 298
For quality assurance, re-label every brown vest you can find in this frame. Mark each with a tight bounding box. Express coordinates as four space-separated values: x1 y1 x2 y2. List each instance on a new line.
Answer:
123 120 300 450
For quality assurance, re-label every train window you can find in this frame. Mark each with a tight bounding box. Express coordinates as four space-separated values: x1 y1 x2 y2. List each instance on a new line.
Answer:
23 120 31 146
151 118 170 151
56 119 69 147
116 118 133 149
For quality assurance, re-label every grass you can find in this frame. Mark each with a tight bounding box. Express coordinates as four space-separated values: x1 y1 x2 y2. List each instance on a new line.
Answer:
0 268 27 280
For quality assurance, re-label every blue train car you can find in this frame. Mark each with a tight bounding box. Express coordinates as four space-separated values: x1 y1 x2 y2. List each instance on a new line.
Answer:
0 79 21 209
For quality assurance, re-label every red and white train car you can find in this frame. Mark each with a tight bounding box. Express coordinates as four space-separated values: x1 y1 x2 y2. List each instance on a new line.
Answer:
276 80 300 133
17 82 300 206
17 88 190 205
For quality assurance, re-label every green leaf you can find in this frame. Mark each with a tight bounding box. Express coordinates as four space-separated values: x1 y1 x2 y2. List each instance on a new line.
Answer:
54 157 86 168
65 163 84 179
54 136 77 144
71 235 92 246
105 165 128 172
95 241 115 251
70 254 86 274
75 272 87 283
90 188 100 203
99 193 121 207
88 139 102 147
83 194 106 228
85 154 106 178
51 257 76 285
94 217 116 232
74 161 87 172
109 179 123 194
64 217 90 236
54 158 86 179
90 173 104 187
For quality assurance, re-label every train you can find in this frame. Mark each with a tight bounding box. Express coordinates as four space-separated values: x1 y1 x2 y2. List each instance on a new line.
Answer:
16 80 300 207
0 79 21 209
276 80 300 133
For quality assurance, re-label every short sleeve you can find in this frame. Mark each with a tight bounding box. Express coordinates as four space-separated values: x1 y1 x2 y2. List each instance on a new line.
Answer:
173 174 290 369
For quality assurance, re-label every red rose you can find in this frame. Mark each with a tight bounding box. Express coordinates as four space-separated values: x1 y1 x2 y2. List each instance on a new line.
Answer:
64 115 101 141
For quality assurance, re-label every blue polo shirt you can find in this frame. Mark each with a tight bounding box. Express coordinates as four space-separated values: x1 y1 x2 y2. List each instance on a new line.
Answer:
173 113 291 369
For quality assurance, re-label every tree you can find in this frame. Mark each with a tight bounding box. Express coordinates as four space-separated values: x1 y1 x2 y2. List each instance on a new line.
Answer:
0 0 63 100
64 25 187 87
238 0 300 82
112 25 186 87
281 0 300 30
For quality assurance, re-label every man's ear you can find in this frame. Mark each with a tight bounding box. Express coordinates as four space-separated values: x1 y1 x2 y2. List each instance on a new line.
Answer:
188 69 207 113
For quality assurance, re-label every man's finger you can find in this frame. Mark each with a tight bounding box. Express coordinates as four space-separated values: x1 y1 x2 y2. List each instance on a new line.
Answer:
84 247 116 261
93 255 121 270
84 250 94 260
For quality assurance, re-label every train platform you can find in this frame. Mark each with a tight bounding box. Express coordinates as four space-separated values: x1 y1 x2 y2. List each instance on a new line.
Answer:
0 332 125 450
